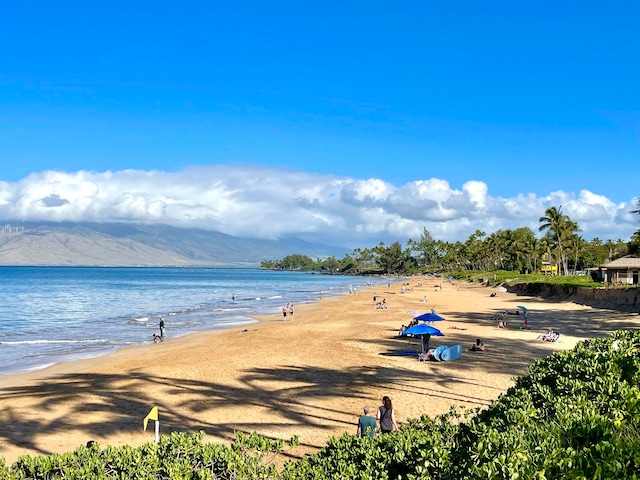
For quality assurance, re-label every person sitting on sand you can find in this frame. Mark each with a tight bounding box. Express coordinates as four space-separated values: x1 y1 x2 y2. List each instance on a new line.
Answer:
419 348 435 361
470 338 485 351
538 329 560 342
398 324 407 336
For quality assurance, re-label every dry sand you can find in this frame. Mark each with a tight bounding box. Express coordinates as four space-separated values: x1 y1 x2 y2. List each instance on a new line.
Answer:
1 278 638 465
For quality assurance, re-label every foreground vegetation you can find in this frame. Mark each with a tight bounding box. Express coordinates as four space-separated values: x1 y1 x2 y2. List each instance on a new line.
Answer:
3 330 639 479
262 204 640 275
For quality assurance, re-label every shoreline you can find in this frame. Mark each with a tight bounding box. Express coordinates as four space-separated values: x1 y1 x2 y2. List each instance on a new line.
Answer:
0 317 261 381
1 277 638 465
0 270 375 379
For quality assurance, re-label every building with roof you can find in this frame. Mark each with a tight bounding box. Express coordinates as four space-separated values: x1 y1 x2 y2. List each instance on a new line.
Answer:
598 256 640 285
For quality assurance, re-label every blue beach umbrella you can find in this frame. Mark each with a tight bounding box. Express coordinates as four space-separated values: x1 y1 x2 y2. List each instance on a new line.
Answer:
402 324 444 337
516 305 529 313
413 312 445 323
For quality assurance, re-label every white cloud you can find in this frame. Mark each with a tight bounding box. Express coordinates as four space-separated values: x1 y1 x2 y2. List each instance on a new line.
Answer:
0 166 637 248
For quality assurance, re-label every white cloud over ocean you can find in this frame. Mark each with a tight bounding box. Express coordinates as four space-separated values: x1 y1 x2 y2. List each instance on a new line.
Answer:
0 166 637 248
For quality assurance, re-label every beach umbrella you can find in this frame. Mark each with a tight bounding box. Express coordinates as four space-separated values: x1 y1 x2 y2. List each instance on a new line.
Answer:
516 305 529 313
403 324 444 354
402 324 444 337
497 285 507 292
413 312 446 323
406 309 421 317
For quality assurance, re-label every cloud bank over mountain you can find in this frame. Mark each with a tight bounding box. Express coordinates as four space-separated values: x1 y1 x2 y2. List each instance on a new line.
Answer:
0 166 637 248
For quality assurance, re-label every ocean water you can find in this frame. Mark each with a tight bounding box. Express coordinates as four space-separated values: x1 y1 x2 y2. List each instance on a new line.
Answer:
0 266 382 376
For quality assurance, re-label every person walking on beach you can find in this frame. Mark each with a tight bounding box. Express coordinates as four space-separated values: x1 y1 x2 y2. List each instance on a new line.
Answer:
288 304 294 319
377 396 398 433
356 406 377 437
282 305 288 320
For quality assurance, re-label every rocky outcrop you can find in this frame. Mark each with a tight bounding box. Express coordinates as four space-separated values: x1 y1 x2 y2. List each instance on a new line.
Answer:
509 283 639 313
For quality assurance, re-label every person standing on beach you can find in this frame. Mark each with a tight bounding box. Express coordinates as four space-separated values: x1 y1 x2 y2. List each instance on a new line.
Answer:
289 304 294 319
153 318 166 343
356 406 377 437
421 334 430 353
377 396 398 433
282 305 288 320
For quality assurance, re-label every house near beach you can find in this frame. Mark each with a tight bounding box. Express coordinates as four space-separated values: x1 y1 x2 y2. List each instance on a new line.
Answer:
540 262 558 275
596 256 640 285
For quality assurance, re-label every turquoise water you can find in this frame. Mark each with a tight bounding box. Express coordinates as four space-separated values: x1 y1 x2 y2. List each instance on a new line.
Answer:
0 267 382 376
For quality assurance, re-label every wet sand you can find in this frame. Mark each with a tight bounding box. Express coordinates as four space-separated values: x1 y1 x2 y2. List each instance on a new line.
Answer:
1 277 638 465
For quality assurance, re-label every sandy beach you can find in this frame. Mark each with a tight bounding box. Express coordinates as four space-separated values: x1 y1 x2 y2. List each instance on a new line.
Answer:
1 277 638 465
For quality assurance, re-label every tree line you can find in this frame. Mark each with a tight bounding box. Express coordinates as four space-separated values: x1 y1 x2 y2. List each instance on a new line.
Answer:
261 203 640 275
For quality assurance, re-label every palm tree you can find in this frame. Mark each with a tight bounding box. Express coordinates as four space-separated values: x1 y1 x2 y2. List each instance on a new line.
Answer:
534 236 552 272
567 234 585 274
539 206 578 275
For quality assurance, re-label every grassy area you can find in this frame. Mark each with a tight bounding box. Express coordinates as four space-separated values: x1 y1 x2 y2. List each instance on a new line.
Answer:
450 270 603 289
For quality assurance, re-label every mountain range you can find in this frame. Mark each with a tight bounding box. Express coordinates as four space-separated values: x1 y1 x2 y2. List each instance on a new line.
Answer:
0 222 349 266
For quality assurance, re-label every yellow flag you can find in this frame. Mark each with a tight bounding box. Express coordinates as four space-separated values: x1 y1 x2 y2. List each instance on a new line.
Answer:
143 406 158 431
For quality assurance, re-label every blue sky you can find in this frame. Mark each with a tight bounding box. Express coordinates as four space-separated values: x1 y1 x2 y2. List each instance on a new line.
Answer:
1 1 639 247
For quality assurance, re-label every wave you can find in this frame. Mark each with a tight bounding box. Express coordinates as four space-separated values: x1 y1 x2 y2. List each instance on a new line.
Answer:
0 338 114 345
182 305 205 313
